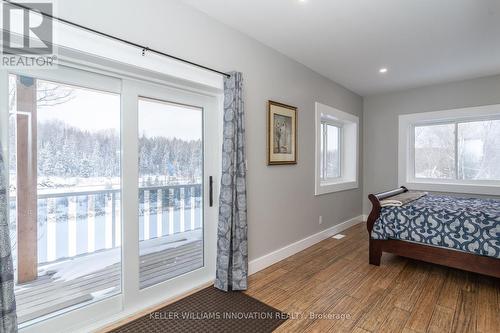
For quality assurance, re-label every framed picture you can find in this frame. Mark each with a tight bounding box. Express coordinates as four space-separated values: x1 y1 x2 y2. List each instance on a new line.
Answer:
268 100 297 165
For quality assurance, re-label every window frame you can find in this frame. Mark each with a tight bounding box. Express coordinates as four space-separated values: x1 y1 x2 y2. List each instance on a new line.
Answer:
399 104 500 195
315 102 359 195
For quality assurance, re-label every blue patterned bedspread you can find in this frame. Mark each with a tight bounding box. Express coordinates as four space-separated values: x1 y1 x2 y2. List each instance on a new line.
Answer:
371 194 500 259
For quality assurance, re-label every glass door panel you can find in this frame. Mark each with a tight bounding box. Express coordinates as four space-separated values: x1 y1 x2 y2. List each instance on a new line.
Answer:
8 72 121 324
2 68 218 332
138 97 204 289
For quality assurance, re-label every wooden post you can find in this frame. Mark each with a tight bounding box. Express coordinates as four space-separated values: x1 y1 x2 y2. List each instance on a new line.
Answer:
16 76 38 283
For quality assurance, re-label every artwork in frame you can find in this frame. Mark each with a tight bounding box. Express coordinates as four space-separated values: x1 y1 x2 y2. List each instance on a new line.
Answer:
268 101 297 165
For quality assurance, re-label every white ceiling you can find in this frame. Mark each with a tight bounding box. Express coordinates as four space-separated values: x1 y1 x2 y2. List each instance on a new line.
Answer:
179 0 500 96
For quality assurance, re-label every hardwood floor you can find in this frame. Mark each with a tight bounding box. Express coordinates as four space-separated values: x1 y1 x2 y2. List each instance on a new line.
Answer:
245 223 500 333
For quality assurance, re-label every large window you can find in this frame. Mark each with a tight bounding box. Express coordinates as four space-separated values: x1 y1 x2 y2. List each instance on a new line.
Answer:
315 102 359 195
414 120 500 181
399 104 500 195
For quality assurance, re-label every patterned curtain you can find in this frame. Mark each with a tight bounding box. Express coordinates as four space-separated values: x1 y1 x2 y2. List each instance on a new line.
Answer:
214 72 248 291
0 141 18 333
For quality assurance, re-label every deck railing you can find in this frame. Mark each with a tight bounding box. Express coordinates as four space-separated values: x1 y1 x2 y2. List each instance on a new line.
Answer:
9 184 202 264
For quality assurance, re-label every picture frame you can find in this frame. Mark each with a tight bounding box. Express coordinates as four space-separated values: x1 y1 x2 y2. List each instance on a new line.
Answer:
267 100 297 165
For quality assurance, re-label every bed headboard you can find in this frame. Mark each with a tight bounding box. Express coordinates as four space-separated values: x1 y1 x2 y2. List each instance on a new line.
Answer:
366 186 408 233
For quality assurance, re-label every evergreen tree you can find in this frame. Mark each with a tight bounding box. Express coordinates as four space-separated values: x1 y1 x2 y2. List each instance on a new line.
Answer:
37 120 202 187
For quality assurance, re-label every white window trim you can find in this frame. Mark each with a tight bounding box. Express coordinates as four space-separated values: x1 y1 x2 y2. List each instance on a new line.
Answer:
55 22 223 90
315 102 359 195
398 104 500 195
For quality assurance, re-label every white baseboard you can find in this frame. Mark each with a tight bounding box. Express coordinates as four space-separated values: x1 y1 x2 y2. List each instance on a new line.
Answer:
248 215 364 275
362 214 368 221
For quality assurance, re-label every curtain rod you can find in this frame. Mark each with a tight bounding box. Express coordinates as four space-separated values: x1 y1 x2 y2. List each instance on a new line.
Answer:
3 0 231 78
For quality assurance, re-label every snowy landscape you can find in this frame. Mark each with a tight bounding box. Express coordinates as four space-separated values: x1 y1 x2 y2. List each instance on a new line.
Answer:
8 117 203 259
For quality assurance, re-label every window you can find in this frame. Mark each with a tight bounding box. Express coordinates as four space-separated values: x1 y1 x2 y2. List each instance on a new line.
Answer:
458 120 500 180
399 104 500 195
414 123 455 179
320 122 341 180
315 103 359 195
414 120 500 181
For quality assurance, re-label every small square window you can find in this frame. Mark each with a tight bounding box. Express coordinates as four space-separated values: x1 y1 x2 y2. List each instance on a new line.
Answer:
315 102 359 195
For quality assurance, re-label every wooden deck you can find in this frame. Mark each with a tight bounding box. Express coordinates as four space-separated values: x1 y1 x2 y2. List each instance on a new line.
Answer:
15 239 203 324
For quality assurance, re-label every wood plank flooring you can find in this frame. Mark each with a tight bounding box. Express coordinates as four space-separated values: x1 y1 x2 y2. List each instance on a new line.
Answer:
245 223 500 333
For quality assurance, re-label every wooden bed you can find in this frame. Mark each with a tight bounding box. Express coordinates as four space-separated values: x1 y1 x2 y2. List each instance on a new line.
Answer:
367 186 500 279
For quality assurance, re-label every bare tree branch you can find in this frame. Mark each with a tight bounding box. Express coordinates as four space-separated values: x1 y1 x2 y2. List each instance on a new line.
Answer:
8 77 76 111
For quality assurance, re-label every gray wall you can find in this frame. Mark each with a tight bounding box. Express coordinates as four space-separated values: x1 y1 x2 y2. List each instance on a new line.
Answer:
363 74 500 214
55 0 363 260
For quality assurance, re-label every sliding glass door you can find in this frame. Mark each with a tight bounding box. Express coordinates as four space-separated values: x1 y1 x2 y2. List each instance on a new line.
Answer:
121 79 217 309
6 69 122 325
138 97 204 289
1 65 219 332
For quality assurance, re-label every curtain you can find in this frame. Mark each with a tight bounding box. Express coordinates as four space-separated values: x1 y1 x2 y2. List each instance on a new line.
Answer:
0 141 17 333
214 72 248 291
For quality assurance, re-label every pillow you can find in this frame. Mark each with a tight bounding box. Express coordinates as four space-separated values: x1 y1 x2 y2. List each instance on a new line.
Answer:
380 191 427 207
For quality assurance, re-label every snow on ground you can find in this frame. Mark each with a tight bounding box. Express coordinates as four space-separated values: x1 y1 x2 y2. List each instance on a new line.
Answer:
9 175 201 196
138 229 202 257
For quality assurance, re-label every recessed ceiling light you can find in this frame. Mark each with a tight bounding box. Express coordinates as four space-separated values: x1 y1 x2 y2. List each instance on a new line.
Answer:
379 68 388 73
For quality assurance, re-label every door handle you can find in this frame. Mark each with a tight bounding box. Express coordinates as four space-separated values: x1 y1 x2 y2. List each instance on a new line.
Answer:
209 176 214 207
